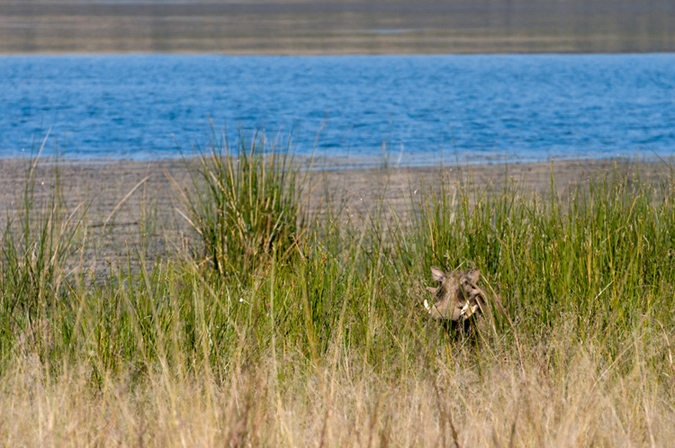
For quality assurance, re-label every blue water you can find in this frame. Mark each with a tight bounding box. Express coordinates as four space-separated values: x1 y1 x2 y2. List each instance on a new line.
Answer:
1 54 674 164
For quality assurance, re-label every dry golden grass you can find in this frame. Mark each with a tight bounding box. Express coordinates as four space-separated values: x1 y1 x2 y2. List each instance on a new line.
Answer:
3 328 674 447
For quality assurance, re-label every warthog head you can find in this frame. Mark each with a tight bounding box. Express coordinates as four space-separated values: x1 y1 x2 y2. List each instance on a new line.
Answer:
424 266 488 322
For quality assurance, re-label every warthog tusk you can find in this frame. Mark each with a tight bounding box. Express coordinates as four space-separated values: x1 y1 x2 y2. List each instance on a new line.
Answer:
459 303 480 320
423 299 432 312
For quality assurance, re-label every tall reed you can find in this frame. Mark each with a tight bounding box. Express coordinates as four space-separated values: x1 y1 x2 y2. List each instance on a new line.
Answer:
179 129 308 285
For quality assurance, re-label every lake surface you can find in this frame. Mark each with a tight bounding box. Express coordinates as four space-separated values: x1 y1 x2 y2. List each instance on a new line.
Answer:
1 54 674 165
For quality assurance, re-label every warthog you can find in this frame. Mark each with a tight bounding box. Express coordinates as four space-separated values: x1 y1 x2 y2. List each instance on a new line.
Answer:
424 266 500 332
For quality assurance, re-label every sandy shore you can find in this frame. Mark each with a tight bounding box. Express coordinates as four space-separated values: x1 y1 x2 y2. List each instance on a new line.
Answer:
1 157 672 272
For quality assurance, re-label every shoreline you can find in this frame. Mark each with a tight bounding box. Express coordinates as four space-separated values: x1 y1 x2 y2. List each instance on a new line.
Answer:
4 50 675 56
3 156 671 219
2 156 672 271
1 149 668 166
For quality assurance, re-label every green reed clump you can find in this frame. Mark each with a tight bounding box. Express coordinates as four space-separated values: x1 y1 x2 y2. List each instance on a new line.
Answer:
183 130 307 285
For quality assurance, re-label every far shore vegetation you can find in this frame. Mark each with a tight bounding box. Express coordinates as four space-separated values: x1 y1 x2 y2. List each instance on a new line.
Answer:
2 0 674 54
1 131 674 446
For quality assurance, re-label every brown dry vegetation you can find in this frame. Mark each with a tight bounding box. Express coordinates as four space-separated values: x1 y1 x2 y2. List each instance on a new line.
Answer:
2 334 674 447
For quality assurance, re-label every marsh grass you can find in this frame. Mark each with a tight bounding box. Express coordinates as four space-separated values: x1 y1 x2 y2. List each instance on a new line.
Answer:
1 144 674 446
176 129 309 286
0 148 87 361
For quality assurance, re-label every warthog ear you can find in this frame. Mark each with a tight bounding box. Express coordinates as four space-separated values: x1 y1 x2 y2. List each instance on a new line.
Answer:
430 266 445 282
468 269 481 284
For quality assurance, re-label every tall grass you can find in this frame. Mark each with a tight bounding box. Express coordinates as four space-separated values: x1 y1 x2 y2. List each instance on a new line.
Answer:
0 155 85 361
402 165 675 340
177 129 308 285
1 146 674 446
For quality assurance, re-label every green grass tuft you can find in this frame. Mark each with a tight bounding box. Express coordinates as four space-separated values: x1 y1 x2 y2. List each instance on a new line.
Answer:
181 129 308 285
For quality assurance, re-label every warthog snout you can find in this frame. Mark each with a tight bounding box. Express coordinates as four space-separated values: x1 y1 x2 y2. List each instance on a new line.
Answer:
424 266 491 323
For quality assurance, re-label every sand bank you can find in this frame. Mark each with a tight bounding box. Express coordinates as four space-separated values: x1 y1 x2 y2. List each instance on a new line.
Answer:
1 156 671 271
